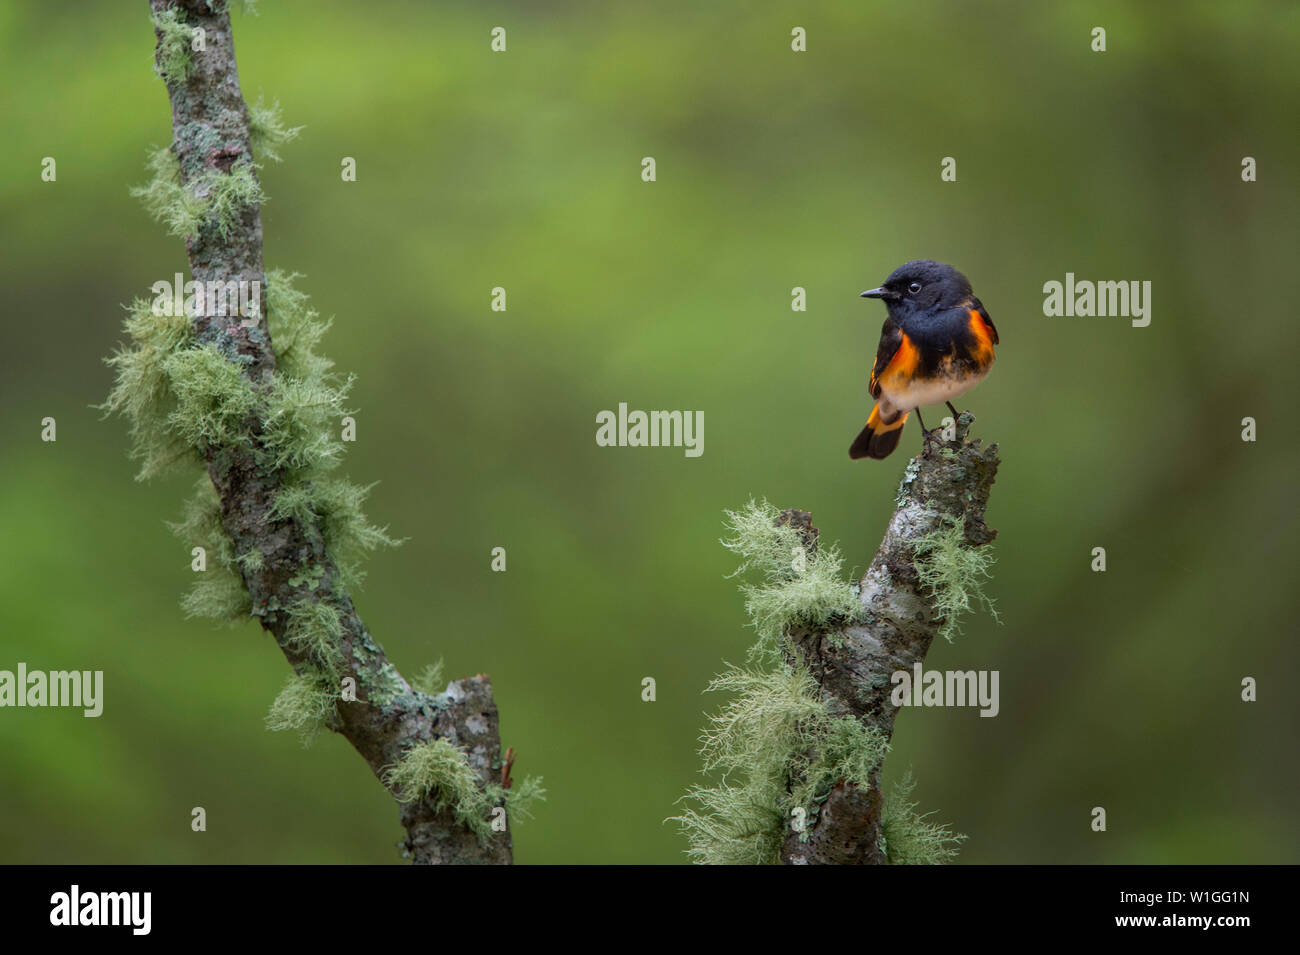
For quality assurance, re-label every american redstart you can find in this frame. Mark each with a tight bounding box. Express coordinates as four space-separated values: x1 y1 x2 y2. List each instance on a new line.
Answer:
849 260 998 460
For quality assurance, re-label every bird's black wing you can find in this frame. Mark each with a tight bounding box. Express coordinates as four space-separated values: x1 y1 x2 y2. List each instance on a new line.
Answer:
869 318 903 398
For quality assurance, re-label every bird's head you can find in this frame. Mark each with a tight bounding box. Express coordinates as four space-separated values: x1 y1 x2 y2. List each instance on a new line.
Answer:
860 260 973 312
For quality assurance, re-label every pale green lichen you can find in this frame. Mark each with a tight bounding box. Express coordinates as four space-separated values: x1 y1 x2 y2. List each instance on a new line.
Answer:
267 479 400 592
880 771 967 864
180 567 251 623
672 665 821 865
383 739 546 843
287 563 325 589
721 499 860 665
260 372 354 472
499 775 547 823
790 713 890 814
203 159 265 240
672 662 888 865
170 478 250 624
237 549 264 573
263 270 333 379
248 97 303 163
163 344 259 454
109 93 499 839
912 515 999 642
675 500 962 864
131 148 265 243
283 598 344 675
265 668 338 746
130 147 207 241
151 8 195 86
102 296 198 479
411 661 446 696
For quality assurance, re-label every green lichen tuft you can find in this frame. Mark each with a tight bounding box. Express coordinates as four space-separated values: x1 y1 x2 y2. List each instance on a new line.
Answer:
880 771 967 864
101 296 198 479
283 598 344 675
131 147 207 240
248 97 303 163
721 499 860 665
913 515 999 642
131 147 264 242
108 110 466 835
265 668 339 746
268 480 401 592
260 371 354 472
151 8 195 86
203 159 265 240
790 714 890 814
259 272 357 478
411 660 446 695
310 480 403 589
264 270 334 380
672 665 820 865
383 740 546 842
180 567 251 623
671 662 889 865
675 501 923 864
164 345 259 454
383 738 499 842
498 775 547 823
170 478 250 623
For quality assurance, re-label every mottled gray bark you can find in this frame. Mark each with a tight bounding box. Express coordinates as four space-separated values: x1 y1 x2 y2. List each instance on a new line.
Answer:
779 414 999 864
146 0 512 864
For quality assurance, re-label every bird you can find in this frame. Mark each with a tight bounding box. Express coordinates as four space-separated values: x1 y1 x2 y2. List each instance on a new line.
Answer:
849 260 998 460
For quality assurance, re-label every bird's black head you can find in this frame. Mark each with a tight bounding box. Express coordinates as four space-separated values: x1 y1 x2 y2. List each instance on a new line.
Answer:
860 260 973 311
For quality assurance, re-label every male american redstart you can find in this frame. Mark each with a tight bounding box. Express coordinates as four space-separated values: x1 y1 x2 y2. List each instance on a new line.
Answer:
849 260 998 460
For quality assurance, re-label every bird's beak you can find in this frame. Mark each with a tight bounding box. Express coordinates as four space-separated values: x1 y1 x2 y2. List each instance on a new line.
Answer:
860 287 891 299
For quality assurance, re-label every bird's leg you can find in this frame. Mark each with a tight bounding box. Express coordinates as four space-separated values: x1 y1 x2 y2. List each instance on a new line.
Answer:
946 401 959 418
915 408 936 455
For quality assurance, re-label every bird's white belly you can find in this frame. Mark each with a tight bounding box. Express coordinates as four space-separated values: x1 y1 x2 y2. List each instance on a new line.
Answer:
882 366 989 414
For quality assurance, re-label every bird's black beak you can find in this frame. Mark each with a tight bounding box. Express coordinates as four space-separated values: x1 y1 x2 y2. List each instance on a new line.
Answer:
860 286 891 300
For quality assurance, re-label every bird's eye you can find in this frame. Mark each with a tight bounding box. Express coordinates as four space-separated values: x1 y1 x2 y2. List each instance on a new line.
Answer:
908 282 922 294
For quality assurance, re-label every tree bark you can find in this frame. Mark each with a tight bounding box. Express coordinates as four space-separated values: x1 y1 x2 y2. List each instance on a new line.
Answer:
146 0 512 864
779 414 999 864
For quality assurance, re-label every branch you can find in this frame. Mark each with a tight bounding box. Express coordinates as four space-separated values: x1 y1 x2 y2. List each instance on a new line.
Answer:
779 414 999 864
143 0 513 864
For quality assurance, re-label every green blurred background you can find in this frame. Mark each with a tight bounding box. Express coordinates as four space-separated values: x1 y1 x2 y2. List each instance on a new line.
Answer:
1 0 1296 864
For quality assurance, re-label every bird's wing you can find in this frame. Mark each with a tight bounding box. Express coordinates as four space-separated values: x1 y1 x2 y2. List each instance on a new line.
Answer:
970 297 999 345
869 320 904 399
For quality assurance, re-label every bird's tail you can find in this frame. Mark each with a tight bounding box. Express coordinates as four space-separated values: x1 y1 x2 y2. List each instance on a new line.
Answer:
849 404 909 460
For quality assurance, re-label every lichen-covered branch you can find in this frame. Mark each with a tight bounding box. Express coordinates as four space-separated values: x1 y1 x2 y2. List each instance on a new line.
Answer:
675 415 997 864
778 414 998 864
114 0 528 864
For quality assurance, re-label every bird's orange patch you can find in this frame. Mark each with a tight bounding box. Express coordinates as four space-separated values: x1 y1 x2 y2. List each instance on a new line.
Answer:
866 403 906 433
877 332 921 391
967 309 996 365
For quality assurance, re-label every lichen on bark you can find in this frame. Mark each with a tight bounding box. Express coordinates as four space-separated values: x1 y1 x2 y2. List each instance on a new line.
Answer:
104 0 529 864
676 414 999 865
